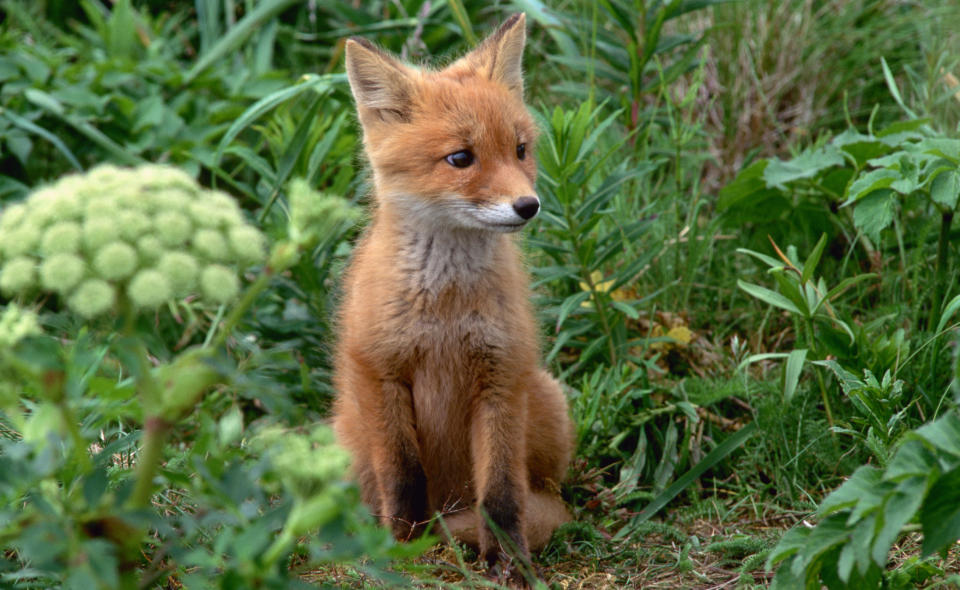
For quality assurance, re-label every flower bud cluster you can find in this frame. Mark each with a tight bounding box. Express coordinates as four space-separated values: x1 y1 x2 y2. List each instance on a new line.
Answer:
252 425 351 499
0 304 39 350
0 165 266 317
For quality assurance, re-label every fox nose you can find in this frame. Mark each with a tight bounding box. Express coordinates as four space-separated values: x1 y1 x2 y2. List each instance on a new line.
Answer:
512 196 540 220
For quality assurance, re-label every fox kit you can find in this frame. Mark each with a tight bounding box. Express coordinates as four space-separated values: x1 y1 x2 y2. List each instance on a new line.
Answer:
333 14 573 574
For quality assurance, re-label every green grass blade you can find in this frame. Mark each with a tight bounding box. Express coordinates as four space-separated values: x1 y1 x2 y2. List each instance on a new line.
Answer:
615 421 758 537
880 56 917 119
935 294 960 334
184 0 299 85
24 89 143 165
447 0 477 47
258 92 325 222
1 108 83 171
212 73 343 178
737 279 802 315
783 348 808 403
801 233 828 284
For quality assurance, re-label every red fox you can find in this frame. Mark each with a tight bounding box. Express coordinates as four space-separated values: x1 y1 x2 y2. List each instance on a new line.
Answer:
332 13 573 577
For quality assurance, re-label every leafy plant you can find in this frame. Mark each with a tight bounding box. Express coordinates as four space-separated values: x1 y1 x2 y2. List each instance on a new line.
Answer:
767 409 960 588
531 101 658 371
0 165 403 588
721 115 960 330
737 234 877 425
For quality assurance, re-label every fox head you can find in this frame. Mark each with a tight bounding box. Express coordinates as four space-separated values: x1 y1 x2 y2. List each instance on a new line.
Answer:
345 14 539 233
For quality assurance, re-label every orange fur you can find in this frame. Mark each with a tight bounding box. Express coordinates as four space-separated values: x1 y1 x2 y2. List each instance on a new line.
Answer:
332 14 573 575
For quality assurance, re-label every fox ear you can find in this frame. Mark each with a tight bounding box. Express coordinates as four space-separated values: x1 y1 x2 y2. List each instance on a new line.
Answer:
460 13 527 97
345 37 415 121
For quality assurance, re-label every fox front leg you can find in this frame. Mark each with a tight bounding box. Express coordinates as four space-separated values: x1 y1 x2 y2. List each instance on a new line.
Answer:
372 379 428 540
471 388 531 573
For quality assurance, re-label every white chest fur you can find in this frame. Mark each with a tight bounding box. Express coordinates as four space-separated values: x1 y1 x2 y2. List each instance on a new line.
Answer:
400 226 495 294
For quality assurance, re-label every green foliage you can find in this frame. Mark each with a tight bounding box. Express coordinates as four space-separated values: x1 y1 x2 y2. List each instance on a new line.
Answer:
0 167 394 588
767 410 960 588
722 117 960 330
532 101 658 371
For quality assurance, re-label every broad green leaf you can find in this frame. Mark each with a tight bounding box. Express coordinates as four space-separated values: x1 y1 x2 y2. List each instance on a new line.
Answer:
24 88 65 115
718 160 772 210
610 300 639 320
1 109 82 171
918 137 960 163
105 0 138 59
737 280 802 314
798 512 853 570
818 465 883 516
82 467 110 508
823 273 878 303
767 525 811 568
556 291 591 331
930 169 960 209
914 412 960 457
872 476 926 566
876 118 931 138
763 147 845 189
851 514 878 578
832 128 875 147
813 360 865 395
783 348 807 403
884 439 938 482
772 270 810 317
852 190 896 242
828 316 857 346
920 465 960 556
843 168 898 205
736 247 784 270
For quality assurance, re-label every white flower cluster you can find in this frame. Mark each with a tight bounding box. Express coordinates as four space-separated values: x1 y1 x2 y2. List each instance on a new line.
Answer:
0 165 266 318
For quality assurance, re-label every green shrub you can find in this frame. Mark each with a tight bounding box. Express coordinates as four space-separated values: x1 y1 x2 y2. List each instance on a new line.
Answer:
0 165 406 589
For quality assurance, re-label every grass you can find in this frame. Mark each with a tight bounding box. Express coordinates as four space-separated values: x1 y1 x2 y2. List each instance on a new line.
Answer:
2 0 960 588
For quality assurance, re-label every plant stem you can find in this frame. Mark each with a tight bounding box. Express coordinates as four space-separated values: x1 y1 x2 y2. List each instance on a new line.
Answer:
58 402 92 472
805 318 835 432
933 210 953 328
129 416 171 509
208 271 273 350
580 268 618 366
814 367 835 431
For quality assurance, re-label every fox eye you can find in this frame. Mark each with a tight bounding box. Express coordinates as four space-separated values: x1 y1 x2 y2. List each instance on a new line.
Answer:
445 150 474 168
517 143 526 160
